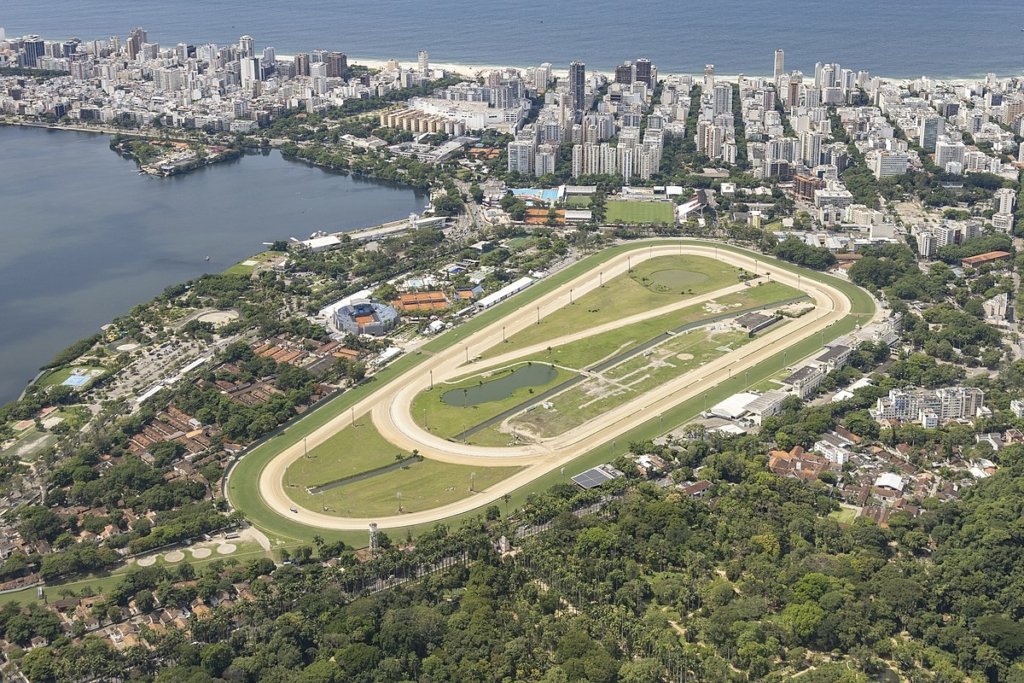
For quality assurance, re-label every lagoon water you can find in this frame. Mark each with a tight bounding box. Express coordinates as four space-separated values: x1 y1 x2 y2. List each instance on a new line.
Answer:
0 1 1021 401
2 0 1024 78
0 126 426 403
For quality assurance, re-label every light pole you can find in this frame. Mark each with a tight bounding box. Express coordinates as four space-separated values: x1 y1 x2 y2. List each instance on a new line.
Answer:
570 288 574 305
351 407 355 427
429 369 434 390
464 344 469 363
303 437 308 459
536 306 540 324
469 471 476 492
502 325 506 343
599 270 603 287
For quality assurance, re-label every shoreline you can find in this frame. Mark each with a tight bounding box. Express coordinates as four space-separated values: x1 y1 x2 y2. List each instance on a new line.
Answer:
0 125 428 406
335 55 1009 86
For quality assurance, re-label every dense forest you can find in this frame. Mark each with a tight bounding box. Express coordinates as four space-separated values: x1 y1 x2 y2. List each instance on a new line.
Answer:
15 451 1024 682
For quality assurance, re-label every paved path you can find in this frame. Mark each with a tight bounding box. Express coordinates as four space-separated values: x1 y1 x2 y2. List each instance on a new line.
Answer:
257 244 862 530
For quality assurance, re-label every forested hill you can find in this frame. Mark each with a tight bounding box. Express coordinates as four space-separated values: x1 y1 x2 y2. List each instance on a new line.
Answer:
21 442 1024 682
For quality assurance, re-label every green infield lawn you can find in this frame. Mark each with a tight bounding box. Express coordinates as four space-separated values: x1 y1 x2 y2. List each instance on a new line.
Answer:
284 420 411 490
284 459 523 518
483 255 743 359
412 363 577 439
508 327 761 438
511 281 804 371
606 200 675 225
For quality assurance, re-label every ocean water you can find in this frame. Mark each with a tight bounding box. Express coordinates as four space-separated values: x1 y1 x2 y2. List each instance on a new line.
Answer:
2 0 1022 78
0 126 426 404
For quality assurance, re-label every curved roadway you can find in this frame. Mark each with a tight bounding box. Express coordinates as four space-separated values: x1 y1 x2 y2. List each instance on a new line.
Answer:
258 244 859 530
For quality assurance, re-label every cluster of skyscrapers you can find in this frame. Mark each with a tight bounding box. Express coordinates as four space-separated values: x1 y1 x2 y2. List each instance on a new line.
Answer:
506 58 664 180
0 28 435 131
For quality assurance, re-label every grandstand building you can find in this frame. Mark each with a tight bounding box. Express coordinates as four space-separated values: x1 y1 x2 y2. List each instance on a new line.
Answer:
334 300 400 336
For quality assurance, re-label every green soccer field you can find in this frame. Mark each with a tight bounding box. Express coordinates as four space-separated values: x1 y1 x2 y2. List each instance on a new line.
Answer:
606 200 675 225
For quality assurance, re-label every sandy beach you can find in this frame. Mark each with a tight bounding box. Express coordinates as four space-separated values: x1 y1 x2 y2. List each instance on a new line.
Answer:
279 54 925 87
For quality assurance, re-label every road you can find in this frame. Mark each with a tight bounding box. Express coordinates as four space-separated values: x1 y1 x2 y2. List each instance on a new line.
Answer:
257 243 865 530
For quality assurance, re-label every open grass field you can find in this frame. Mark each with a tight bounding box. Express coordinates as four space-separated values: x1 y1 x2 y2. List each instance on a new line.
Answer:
511 281 804 371
507 327 761 439
564 195 593 208
224 250 286 276
226 240 877 547
411 363 576 439
829 505 860 526
284 420 410 490
482 255 742 359
284 459 523 518
606 200 675 225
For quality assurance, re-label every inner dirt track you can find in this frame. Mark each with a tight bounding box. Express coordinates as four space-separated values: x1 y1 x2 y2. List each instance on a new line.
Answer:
257 243 865 530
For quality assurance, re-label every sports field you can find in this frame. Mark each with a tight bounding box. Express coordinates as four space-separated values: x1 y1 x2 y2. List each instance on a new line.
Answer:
606 200 675 225
37 365 106 389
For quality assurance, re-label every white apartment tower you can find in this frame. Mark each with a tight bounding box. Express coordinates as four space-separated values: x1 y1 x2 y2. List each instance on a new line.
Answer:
239 35 254 59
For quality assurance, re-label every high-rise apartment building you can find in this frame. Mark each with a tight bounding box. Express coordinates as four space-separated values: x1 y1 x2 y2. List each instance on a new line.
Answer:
615 61 634 85
126 27 146 60
703 64 715 92
635 58 654 87
569 60 586 113
21 35 44 67
239 35 254 59
773 49 784 82
327 51 347 78
918 116 945 153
